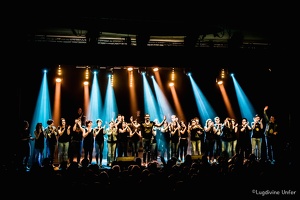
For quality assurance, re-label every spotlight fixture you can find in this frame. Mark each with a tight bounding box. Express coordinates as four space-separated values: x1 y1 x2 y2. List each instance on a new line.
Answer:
216 78 223 85
139 67 147 75
56 78 62 83
153 67 159 72
184 68 192 76
106 67 114 76
216 68 228 85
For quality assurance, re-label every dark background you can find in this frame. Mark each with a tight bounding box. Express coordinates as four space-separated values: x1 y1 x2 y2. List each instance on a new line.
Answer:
7 9 295 168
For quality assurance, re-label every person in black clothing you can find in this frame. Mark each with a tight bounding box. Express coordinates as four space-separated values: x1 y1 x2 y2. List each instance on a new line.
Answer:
118 121 131 157
170 115 180 160
188 118 204 156
16 120 34 170
138 113 166 165
264 106 279 164
115 114 124 158
151 119 160 161
237 118 252 160
221 117 238 159
129 118 142 158
251 114 264 161
94 119 106 167
213 116 222 159
57 118 71 164
33 122 45 166
83 120 94 164
45 119 57 165
204 118 217 163
106 120 118 166
160 120 171 162
69 118 85 163
178 120 188 162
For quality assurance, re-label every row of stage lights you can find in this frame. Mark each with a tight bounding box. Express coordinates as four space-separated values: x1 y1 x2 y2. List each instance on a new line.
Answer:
54 65 228 86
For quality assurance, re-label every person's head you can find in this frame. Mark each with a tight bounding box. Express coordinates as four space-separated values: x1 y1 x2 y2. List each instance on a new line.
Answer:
214 116 220 123
133 119 138 125
231 118 236 125
47 119 54 126
19 120 29 131
81 158 90 167
269 115 275 123
171 115 177 122
144 114 150 122
191 119 196 126
117 114 123 122
241 118 248 125
109 120 115 127
96 119 102 126
60 118 66 126
206 119 213 127
86 120 92 127
122 121 127 127
180 120 186 127
78 107 83 114
253 114 260 122
35 122 43 131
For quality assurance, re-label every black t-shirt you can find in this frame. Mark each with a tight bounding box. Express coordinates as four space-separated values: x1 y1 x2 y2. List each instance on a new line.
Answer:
141 121 154 139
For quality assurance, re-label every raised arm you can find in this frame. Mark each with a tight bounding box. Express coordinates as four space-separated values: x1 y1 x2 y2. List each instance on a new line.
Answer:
155 115 167 127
